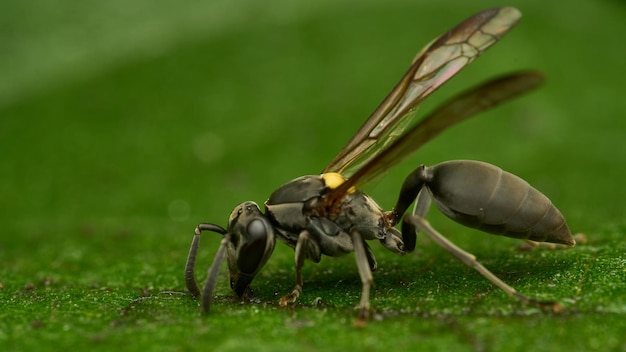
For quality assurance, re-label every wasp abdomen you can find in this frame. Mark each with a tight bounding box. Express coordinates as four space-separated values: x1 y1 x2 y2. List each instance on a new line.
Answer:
424 160 574 246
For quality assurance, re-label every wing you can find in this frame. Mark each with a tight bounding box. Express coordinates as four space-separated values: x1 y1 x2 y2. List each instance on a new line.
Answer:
326 71 545 203
324 7 522 177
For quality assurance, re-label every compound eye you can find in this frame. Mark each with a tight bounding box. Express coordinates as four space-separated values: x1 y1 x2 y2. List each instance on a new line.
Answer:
236 219 271 275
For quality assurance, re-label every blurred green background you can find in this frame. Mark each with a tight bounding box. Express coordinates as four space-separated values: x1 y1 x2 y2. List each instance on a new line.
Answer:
1 0 625 351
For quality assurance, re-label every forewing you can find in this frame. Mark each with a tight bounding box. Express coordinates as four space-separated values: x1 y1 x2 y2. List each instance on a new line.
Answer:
324 7 522 177
327 71 545 202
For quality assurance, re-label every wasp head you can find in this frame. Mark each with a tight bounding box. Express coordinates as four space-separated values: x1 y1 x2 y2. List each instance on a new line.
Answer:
225 201 276 297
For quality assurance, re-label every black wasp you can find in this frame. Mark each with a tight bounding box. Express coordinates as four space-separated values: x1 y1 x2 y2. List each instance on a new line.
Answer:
184 7 575 320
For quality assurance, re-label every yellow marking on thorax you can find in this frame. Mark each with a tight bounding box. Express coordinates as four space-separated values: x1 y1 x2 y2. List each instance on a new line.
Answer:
322 172 356 194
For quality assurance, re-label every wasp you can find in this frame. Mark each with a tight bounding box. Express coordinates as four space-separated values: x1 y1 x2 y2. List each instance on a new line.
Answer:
184 7 575 320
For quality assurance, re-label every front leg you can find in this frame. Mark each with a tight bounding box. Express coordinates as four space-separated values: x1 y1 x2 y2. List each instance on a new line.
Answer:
279 230 320 307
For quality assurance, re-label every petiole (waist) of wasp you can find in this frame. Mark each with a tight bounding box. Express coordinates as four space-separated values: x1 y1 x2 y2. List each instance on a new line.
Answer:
184 7 575 322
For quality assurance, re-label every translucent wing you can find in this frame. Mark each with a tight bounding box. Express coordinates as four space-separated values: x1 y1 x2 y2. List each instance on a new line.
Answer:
324 7 522 177
326 71 545 203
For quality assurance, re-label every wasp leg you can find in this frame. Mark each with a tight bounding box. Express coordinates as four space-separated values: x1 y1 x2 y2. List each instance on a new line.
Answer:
185 223 230 314
519 240 570 251
351 229 374 323
520 233 586 251
379 227 409 254
186 223 228 299
185 226 203 298
279 230 320 307
414 188 432 219
363 241 377 272
402 214 563 312
200 234 230 314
